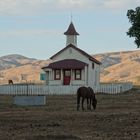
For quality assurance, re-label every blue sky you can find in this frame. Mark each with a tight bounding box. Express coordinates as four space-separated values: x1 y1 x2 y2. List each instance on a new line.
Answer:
0 0 139 59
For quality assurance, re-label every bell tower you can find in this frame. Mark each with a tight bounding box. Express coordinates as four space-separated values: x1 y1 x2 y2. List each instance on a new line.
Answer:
64 22 79 47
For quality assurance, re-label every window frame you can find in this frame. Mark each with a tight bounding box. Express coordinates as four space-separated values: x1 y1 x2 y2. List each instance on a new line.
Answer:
54 69 61 80
75 69 81 80
64 69 71 77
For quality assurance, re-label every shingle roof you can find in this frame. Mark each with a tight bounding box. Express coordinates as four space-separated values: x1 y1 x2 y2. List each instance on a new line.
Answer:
42 59 88 69
64 22 79 35
50 44 101 65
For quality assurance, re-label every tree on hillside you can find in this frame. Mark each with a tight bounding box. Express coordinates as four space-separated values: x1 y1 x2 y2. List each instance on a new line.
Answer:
127 7 140 48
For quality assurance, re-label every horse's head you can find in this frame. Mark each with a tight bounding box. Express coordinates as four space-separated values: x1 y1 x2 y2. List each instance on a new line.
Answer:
92 98 97 110
87 87 97 110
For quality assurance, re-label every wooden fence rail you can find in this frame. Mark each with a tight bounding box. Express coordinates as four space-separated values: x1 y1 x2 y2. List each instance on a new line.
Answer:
0 82 133 95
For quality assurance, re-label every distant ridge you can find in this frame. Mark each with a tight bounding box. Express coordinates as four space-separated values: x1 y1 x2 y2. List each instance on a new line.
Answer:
0 54 50 84
0 50 140 85
94 49 140 84
0 54 37 70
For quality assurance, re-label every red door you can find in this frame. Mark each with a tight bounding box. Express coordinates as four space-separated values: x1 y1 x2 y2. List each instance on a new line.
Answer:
63 70 71 85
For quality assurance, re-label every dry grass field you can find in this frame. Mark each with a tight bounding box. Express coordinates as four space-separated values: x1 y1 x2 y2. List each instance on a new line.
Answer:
0 89 140 140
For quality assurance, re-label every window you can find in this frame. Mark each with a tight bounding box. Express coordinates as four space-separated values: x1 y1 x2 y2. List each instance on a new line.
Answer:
75 69 81 80
64 70 71 76
92 63 94 69
54 69 61 80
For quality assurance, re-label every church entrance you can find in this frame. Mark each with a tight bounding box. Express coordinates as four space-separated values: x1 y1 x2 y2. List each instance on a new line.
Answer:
63 70 71 85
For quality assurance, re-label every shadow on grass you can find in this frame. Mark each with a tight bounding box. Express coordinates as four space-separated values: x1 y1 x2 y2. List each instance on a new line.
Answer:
20 135 81 140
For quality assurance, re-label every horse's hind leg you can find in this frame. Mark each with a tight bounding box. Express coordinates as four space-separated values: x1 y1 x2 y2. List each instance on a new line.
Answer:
82 98 85 111
87 98 89 110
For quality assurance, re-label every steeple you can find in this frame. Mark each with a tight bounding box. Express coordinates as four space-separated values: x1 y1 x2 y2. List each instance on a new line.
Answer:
64 22 79 47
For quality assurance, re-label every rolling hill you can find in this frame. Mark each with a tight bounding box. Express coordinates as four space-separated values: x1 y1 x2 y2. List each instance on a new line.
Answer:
0 50 140 85
0 54 37 70
94 49 140 84
0 54 50 84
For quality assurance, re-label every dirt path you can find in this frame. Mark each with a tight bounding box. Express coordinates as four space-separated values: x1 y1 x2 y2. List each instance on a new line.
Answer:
0 90 140 140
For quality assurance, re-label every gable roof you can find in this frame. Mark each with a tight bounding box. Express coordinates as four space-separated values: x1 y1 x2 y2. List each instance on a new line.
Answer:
50 44 101 65
42 59 88 69
64 22 79 35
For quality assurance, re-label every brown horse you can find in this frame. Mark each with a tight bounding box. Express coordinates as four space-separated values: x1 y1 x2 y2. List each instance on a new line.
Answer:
8 79 13 84
77 86 97 111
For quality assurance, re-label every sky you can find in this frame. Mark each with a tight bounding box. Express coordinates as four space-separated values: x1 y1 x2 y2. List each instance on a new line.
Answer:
0 0 139 60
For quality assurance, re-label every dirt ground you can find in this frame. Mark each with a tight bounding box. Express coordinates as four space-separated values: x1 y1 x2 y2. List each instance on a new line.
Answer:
0 89 140 140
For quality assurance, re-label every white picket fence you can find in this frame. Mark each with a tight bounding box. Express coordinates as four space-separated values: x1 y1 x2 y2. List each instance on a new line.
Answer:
0 84 80 95
0 82 133 95
97 83 133 94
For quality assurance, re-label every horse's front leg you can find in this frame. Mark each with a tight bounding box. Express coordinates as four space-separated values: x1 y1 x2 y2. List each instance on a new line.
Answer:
87 98 89 110
77 96 80 111
87 98 91 110
82 98 85 111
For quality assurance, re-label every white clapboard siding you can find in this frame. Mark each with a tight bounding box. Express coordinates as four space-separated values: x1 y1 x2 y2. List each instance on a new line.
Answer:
0 83 133 95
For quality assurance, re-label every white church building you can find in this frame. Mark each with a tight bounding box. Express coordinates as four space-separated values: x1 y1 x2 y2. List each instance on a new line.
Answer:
41 22 101 88
0 22 132 96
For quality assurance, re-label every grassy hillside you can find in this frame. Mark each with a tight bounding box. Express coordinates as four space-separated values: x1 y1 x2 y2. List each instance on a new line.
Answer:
0 50 140 84
94 49 140 84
